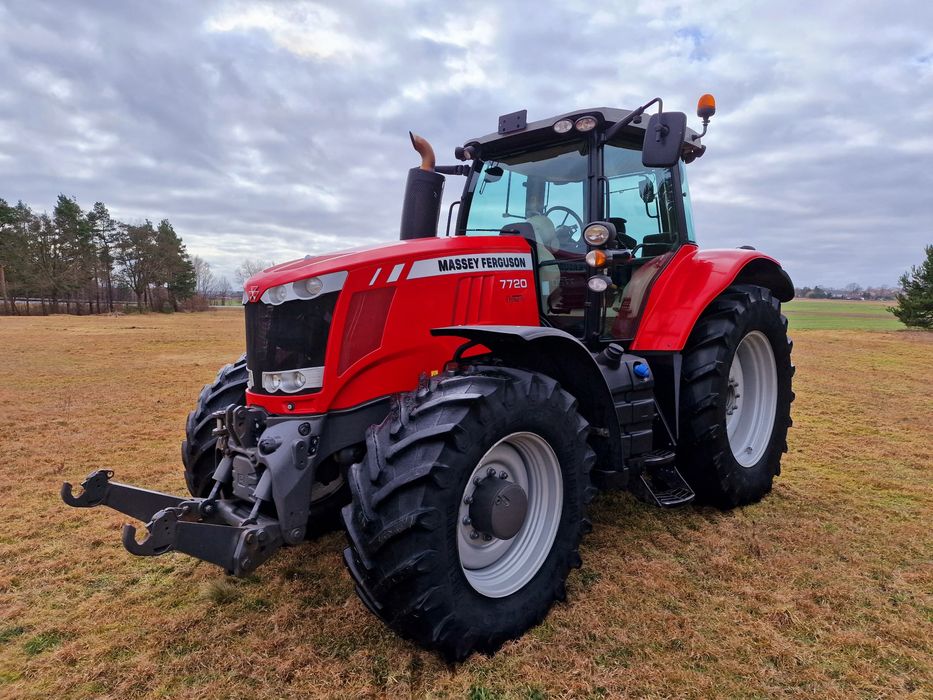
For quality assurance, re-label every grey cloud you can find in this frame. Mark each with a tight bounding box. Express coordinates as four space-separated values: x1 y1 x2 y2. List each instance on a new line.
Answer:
1 0 931 287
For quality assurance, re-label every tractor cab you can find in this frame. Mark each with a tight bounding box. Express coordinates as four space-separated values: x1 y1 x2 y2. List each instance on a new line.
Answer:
455 104 705 344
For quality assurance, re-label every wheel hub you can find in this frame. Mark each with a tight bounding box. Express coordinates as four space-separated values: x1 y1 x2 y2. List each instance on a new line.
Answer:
457 432 563 598
469 474 528 540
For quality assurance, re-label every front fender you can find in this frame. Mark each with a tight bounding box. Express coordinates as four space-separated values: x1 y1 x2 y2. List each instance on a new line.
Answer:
431 325 625 482
630 246 794 352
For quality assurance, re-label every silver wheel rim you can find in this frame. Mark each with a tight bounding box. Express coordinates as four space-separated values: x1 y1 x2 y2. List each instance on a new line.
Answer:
457 432 563 598
726 331 778 468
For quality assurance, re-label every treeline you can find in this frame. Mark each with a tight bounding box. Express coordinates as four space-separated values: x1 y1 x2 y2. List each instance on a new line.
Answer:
0 195 216 315
795 284 899 301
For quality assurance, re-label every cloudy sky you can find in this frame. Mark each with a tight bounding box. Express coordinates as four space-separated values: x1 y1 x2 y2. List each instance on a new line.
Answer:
1 0 931 287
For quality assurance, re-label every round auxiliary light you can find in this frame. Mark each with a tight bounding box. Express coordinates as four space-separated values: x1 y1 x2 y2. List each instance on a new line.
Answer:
270 373 282 390
269 285 288 304
303 276 323 297
585 250 607 268
587 275 611 293
575 116 598 132
553 118 574 134
583 222 611 246
292 371 306 388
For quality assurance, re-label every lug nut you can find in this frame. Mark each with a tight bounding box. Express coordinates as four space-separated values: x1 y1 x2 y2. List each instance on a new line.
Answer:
463 495 473 505
499 471 508 479
487 467 497 477
469 530 480 540
462 516 471 526
482 534 493 542
474 476 483 486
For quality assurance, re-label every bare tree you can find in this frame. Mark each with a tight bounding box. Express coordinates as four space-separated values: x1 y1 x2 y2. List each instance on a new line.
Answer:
235 258 273 285
216 275 232 304
193 255 216 297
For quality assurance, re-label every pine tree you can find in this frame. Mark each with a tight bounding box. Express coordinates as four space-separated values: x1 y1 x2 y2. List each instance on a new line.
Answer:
87 202 118 312
153 219 195 311
115 220 156 310
0 198 17 313
889 245 933 329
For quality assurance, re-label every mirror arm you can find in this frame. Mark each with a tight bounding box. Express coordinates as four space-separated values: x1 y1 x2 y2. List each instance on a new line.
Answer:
602 97 663 143
435 165 472 176
691 119 710 142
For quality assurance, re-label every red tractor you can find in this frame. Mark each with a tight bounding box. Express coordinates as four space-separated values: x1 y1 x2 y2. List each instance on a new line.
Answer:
63 95 794 660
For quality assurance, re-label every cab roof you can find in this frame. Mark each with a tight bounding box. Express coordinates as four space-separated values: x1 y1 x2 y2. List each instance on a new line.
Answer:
464 106 702 159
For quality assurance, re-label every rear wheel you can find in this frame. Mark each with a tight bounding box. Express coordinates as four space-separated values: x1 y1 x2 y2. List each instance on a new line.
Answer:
181 356 348 534
678 285 794 507
342 367 595 661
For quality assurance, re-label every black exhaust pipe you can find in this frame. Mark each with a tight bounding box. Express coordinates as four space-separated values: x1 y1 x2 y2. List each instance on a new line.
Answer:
399 132 445 240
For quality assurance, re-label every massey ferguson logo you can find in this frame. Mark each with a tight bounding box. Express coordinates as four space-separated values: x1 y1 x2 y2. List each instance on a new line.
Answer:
247 285 260 302
407 253 533 280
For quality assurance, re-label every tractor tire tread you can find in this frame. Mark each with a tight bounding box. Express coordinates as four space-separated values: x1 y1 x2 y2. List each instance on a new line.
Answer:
342 365 594 661
678 285 795 508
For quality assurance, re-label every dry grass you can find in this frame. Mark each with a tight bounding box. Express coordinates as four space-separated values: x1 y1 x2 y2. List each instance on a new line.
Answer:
0 311 930 699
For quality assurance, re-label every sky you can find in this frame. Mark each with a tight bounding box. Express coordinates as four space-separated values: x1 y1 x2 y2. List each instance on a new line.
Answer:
1 0 931 288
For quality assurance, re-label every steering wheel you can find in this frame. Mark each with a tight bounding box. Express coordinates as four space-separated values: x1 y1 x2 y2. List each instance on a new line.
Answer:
545 206 586 252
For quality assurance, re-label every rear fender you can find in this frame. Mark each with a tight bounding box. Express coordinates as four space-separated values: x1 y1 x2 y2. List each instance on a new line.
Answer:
432 325 625 482
630 246 794 352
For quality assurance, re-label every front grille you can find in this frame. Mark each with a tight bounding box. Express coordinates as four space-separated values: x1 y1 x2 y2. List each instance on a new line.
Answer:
244 292 339 394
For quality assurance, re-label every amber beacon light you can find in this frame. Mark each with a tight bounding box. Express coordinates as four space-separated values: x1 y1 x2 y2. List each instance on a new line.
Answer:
697 93 716 120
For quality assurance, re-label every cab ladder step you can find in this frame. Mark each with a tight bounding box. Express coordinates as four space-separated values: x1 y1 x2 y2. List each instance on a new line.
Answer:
636 450 695 507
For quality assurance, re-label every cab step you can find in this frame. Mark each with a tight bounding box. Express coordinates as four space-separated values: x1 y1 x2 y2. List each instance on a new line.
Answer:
635 450 695 507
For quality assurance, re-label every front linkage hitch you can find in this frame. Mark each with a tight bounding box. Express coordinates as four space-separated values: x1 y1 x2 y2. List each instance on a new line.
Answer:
61 405 319 576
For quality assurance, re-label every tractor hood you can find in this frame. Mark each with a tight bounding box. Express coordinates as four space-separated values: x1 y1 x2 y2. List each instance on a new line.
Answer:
242 235 533 303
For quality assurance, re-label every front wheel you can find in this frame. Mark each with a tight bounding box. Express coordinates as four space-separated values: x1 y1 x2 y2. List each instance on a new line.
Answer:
678 285 795 508
342 367 595 661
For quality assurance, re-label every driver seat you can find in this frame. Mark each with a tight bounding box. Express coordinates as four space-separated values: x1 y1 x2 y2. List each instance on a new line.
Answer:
608 217 638 250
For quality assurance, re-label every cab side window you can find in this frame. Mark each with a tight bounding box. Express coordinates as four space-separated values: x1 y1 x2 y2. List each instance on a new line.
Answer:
604 142 679 257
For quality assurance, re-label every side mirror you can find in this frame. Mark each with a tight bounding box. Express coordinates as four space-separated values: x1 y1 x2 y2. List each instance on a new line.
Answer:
641 112 687 168
638 177 655 203
483 166 504 184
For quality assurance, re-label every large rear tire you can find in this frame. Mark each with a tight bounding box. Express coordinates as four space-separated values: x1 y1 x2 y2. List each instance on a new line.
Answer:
342 367 595 661
678 285 794 508
180 356 348 534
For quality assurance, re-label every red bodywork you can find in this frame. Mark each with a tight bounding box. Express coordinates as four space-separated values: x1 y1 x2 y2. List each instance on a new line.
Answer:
630 245 784 351
245 236 539 415
245 237 786 415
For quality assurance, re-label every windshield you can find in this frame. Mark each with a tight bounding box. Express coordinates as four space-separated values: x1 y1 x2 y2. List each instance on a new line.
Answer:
463 141 588 246
461 141 590 334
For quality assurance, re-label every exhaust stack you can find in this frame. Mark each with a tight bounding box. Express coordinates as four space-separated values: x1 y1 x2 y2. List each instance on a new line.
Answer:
399 132 445 240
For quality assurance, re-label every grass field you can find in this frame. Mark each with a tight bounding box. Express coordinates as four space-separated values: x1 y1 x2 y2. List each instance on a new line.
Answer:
0 309 930 699
783 299 904 331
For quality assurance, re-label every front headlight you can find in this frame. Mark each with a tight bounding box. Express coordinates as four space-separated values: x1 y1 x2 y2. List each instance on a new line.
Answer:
302 277 323 297
259 270 349 305
587 274 612 293
267 285 288 305
575 116 598 132
583 223 611 246
262 366 324 393
553 118 574 134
